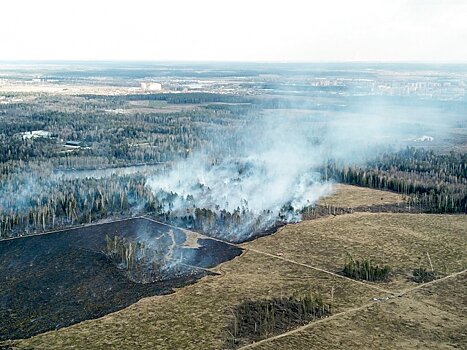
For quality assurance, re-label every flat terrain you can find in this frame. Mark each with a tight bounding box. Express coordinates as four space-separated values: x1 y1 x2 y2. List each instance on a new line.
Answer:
0 218 241 340
8 250 380 349
251 273 467 350
244 213 467 292
318 184 405 208
0 83 136 95
127 100 200 113
5 186 466 349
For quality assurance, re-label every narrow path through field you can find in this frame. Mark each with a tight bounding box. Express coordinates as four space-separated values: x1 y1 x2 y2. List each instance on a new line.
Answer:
144 216 395 294
237 268 467 350
245 247 394 295
54 215 461 302
397 267 467 296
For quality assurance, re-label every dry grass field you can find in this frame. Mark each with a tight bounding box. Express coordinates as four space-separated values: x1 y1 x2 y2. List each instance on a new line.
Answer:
244 213 467 292
4 186 466 350
318 184 405 208
251 273 466 350
127 100 200 113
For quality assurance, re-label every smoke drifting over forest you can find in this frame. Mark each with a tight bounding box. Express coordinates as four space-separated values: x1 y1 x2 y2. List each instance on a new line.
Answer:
2 63 463 246
146 108 403 241
144 86 464 242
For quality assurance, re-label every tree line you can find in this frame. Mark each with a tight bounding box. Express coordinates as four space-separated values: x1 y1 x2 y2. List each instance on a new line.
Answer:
326 147 467 213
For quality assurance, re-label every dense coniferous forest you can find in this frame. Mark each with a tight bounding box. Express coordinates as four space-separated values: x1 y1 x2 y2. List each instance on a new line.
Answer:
326 148 467 213
1 63 466 350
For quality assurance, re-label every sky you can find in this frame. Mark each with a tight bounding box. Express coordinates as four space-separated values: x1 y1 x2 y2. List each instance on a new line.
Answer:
1 0 466 62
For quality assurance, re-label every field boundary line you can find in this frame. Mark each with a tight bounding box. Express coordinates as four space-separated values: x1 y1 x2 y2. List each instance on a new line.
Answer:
0 216 145 242
144 217 396 295
237 268 467 349
142 216 243 248
246 247 394 295
237 302 374 349
397 267 467 297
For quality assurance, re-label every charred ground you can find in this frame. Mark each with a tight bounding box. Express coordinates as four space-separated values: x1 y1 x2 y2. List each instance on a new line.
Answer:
0 218 242 340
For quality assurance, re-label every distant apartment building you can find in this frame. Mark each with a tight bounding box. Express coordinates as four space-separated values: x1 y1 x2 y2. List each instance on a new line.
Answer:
140 82 162 91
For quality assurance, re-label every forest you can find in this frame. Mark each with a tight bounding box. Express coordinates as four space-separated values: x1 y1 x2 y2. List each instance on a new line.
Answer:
1 90 466 240
326 148 467 213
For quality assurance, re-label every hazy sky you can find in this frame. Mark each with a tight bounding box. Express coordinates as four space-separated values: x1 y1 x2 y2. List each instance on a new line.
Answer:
1 0 466 62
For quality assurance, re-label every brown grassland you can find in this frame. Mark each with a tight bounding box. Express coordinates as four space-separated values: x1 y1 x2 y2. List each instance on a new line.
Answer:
318 184 405 208
4 186 466 349
250 273 466 350
244 213 466 292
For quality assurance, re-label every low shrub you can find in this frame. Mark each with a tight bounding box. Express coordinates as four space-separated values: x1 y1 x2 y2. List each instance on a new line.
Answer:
412 267 437 283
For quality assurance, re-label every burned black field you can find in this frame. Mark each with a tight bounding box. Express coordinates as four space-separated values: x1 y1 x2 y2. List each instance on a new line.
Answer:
0 218 242 340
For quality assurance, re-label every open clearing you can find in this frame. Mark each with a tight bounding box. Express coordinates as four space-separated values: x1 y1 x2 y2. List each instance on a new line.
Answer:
4 186 466 349
318 184 405 208
244 213 467 292
127 100 200 113
249 273 466 350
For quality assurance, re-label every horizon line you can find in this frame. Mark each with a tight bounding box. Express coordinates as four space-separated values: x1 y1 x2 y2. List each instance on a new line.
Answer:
1 59 467 65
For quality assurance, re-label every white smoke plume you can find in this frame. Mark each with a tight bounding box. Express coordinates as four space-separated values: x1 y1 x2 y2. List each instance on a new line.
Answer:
147 111 335 241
